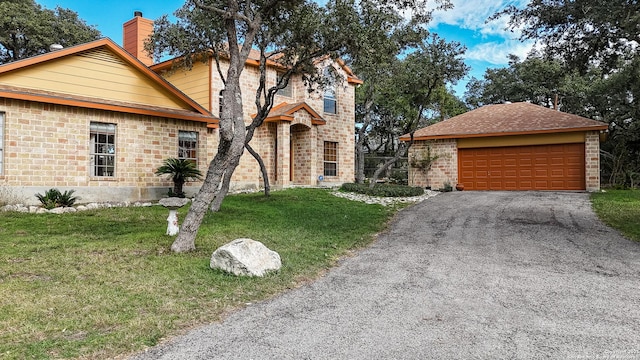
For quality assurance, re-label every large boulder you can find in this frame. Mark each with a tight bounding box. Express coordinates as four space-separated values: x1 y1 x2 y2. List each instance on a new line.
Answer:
210 238 281 277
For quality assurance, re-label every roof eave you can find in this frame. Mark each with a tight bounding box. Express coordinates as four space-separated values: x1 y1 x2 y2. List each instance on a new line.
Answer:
401 126 610 142
0 38 213 119
0 90 219 124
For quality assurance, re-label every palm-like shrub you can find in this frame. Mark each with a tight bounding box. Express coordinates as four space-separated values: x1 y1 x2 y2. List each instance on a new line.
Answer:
155 158 203 198
35 189 78 209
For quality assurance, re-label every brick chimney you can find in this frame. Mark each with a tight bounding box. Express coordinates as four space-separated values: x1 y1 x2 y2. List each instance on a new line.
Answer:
123 11 154 66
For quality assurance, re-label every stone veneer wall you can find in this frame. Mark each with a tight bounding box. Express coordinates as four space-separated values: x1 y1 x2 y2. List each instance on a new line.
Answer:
585 131 601 192
206 59 355 190
408 139 458 190
291 123 312 184
0 98 215 204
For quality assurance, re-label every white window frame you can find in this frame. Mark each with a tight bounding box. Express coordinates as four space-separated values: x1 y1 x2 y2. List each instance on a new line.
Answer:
324 141 338 177
89 122 116 177
219 90 224 117
178 130 198 164
323 67 337 114
277 71 292 97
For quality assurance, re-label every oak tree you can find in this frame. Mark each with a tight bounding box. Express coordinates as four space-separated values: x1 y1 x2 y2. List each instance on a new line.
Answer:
150 0 443 252
0 0 100 64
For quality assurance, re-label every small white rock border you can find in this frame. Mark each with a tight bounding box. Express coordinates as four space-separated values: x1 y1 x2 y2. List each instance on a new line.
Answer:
0 201 157 214
331 189 439 206
0 188 439 213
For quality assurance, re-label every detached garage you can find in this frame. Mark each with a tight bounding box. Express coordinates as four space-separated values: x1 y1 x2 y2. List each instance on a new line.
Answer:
403 102 608 191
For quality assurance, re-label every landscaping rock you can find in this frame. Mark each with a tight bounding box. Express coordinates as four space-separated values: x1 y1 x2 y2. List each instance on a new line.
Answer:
210 238 281 277
49 207 66 214
159 197 190 209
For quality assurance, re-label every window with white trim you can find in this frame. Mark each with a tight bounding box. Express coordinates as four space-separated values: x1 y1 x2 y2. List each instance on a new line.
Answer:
219 90 224 117
277 71 292 97
323 68 337 114
0 112 4 175
324 141 338 177
178 131 198 163
90 122 116 177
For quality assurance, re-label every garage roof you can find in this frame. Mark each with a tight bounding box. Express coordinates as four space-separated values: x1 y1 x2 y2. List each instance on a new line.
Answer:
401 102 608 141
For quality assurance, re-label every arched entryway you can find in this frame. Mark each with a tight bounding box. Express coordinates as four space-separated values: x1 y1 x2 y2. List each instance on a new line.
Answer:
290 123 312 185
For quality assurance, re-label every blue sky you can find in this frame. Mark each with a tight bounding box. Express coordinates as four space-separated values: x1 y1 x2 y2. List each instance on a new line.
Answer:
37 0 532 97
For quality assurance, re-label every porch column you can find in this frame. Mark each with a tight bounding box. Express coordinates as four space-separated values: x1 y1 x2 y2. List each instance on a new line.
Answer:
309 126 318 185
277 121 290 187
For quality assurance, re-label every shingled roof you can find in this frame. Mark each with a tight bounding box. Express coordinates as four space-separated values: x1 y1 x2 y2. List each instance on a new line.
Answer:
401 102 608 141
260 102 326 125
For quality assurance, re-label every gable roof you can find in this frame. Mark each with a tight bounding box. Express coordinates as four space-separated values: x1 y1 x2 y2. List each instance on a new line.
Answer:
0 38 218 124
151 50 363 85
262 102 326 125
401 102 608 141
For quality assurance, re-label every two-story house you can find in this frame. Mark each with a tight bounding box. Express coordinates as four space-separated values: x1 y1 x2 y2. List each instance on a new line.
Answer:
0 12 358 205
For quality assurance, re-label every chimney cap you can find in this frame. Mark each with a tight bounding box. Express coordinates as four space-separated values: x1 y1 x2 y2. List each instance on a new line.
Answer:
134 11 143 17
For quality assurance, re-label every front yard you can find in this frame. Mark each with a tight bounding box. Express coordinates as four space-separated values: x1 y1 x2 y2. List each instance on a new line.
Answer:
0 188 398 359
1 188 638 359
591 189 640 242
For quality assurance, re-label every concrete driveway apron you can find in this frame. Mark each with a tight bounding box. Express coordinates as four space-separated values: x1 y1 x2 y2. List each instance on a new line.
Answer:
131 191 640 359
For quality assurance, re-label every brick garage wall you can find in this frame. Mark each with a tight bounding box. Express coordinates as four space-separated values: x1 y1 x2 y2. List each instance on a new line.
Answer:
0 98 214 204
585 131 601 192
408 139 457 190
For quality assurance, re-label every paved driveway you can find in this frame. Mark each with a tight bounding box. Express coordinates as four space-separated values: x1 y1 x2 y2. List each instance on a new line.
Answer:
131 192 640 359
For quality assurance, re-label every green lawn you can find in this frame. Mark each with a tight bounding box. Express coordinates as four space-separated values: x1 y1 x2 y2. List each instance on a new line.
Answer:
591 189 640 242
0 188 399 359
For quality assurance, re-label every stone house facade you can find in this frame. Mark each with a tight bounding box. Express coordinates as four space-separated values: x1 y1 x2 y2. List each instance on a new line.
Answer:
141 17 360 190
0 39 218 204
0 13 358 205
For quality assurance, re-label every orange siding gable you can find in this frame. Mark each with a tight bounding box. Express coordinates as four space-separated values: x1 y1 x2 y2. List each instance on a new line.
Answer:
0 48 191 111
161 62 211 111
0 39 217 124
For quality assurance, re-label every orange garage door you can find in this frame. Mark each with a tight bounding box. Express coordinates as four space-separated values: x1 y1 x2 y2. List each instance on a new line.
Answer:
458 143 585 190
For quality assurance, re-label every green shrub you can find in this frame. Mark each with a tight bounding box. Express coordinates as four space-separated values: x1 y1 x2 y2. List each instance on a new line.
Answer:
441 181 453 192
35 188 78 209
155 158 203 198
340 183 424 197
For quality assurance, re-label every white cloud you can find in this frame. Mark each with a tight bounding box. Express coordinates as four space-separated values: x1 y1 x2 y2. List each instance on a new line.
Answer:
430 0 529 38
465 40 535 65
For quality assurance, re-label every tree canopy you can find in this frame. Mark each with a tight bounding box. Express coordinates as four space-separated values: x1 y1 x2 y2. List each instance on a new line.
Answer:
148 0 461 251
496 0 639 74
473 0 640 187
0 0 101 64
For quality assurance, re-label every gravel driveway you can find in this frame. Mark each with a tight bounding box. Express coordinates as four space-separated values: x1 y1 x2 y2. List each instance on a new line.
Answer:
131 191 640 359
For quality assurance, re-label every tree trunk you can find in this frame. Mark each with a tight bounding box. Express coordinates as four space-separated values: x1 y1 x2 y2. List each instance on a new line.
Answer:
246 143 270 196
356 93 375 184
171 36 248 252
355 140 366 184
171 147 239 252
369 140 413 189
174 180 184 197
209 170 233 212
